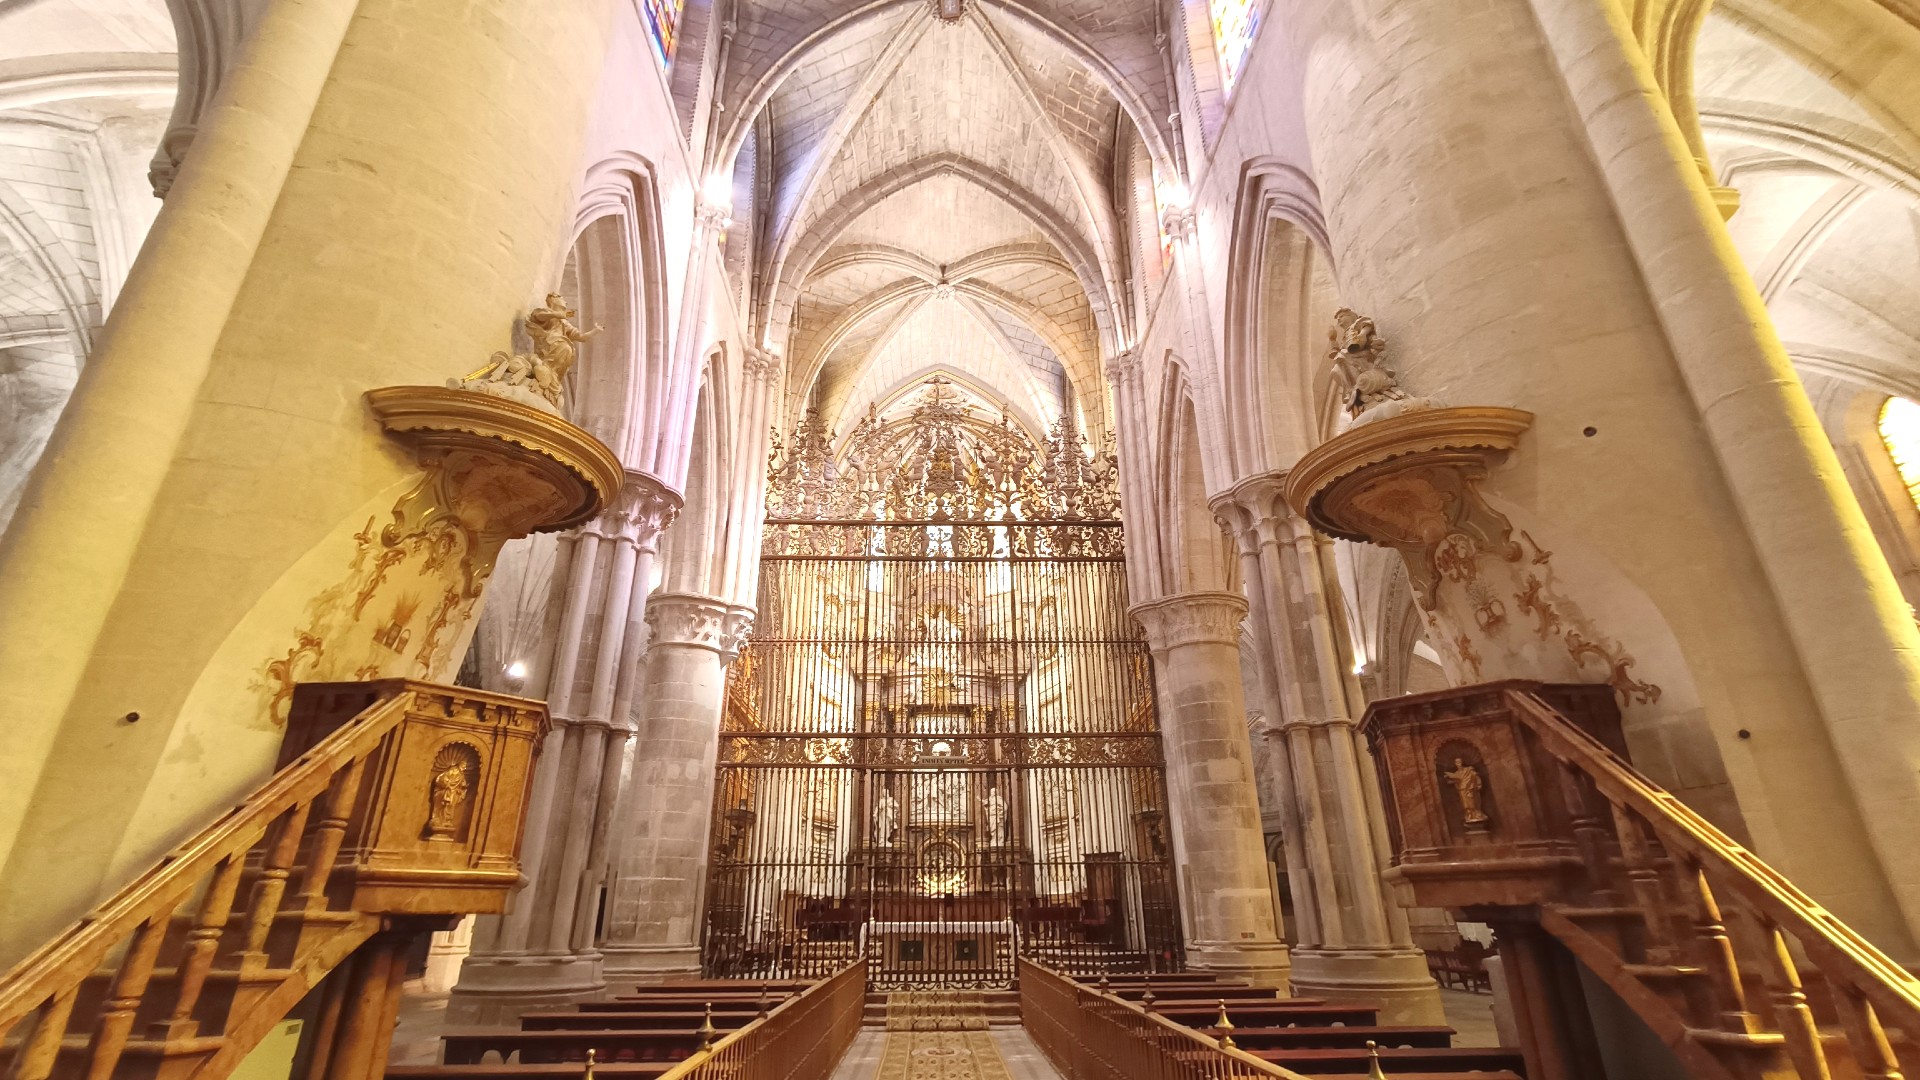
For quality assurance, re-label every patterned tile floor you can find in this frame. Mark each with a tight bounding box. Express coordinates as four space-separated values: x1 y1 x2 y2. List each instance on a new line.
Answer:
830 1028 1062 1080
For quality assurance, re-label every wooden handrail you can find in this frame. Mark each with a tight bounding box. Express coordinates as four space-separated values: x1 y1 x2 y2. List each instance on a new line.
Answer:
1018 958 1312 1080
0 680 548 1080
1362 680 1920 1080
1506 690 1920 1012
655 959 867 1080
1501 688 1920 1071
0 693 414 1028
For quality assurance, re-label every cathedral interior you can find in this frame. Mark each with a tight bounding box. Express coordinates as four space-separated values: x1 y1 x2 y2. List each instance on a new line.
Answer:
5 1 1920 1079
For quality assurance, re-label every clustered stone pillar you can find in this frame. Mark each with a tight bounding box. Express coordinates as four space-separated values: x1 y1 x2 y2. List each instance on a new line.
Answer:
453 473 679 1020
1218 476 1444 1024
598 592 753 980
1130 592 1292 986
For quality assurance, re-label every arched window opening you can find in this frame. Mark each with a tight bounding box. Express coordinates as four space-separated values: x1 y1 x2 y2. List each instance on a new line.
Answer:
1209 0 1262 96
1878 396 1920 513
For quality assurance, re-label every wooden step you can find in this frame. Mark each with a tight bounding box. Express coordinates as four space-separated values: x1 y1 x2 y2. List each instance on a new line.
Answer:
1311 1073 1522 1080
1111 986 1290 1002
516 1009 763 1032
391 1066 675 1080
440 1031 704 1066
581 996 782 1011
1154 1003 1380 1028
1250 1045 1529 1074
1225 1025 1456 1051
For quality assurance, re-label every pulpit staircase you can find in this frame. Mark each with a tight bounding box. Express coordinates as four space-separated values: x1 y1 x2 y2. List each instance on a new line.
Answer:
0 682 548 1080
1363 680 1920 1080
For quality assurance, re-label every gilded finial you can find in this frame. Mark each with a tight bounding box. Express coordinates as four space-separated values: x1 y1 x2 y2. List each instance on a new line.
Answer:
1098 973 1110 993
1367 1040 1388 1079
698 1002 718 1050
1140 974 1155 1014
583 1048 596 1080
1215 999 1235 1049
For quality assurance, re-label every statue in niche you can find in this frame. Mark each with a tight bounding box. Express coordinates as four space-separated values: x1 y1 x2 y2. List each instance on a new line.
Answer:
874 789 900 847
425 743 477 838
982 786 1009 847
1329 308 1436 428
1442 757 1491 826
453 293 601 414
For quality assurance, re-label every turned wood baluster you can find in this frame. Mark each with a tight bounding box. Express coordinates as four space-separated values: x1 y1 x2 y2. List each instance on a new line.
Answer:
1555 761 1620 902
1686 859 1764 1035
1834 984 1905 1080
83 910 173 1080
238 801 313 972
11 985 79 1080
1759 919 1834 1080
1610 804 1680 963
296 758 366 915
151 854 246 1041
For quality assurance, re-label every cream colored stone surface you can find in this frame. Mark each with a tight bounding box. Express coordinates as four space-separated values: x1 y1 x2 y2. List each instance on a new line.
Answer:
0 0 624 962
7 0 1920 1023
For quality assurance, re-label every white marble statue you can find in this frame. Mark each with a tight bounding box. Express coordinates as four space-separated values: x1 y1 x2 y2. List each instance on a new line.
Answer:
874 789 899 847
982 786 1008 848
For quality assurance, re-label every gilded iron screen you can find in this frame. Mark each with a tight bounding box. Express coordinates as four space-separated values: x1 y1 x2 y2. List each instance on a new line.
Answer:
700 380 1183 989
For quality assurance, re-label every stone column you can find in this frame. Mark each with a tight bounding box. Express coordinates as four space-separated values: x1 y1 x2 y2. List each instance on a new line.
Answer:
451 474 679 1020
598 591 753 980
1130 591 1291 986
0 0 620 960
1105 349 1163 601
1219 475 1444 1025
1296 0 1920 956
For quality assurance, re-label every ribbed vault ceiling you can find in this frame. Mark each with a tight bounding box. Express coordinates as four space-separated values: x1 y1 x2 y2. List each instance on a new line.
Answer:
729 0 1165 445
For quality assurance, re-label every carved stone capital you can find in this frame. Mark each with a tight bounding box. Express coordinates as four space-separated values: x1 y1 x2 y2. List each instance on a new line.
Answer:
1213 471 1303 551
1103 349 1141 385
742 346 783 386
1160 205 1197 243
646 592 755 658
609 471 683 551
1130 591 1249 652
695 201 733 234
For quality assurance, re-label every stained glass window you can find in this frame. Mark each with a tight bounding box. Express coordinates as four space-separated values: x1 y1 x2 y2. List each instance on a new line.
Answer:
642 0 683 69
1210 0 1261 96
1880 397 1920 511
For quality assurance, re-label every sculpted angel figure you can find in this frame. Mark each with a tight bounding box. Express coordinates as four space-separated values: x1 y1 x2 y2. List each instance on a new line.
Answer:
1329 308 1407 419
455 293 601 412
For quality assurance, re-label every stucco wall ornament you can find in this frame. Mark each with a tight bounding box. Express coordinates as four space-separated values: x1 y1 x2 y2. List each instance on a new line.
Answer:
452 293 601 414
1285 406 1532 609
255 380 619 725
1289 407 1662 707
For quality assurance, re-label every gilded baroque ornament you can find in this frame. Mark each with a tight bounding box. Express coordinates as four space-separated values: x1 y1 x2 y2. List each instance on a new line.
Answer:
1284 405 1532 608
1288 405 1661 708
762 376 1122 558
255 381 619 725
